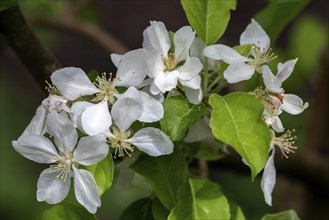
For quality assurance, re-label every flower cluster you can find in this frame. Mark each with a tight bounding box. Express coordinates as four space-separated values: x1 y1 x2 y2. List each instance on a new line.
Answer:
12 19 308 213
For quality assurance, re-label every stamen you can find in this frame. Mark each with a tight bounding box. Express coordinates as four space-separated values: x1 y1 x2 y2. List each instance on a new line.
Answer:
92 72 119 104
249 46 277 72
45 81 61 96
108 128 134 158
49 156 72 182
272 129 297 158
163 53 178 72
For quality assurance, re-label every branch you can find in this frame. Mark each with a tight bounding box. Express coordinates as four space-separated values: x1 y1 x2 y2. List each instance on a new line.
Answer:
0 5 61 88
27 14 129 54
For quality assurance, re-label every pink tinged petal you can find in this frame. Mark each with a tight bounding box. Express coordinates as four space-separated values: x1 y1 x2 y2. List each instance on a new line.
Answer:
180 74 201 90
12 135 60 164
277 58 298 83
184 87 203 105
73 135 109 166
116 49 148 87
177 57 203 81
224 63 255 83
81 100 112 136
111 53 123 68
262 65 283 94
73 167 101 214
112 87 143 132
261 148 276 206
143 21 171 55
129 127 174 156
138 91 164 123
51 67 99 101
281 94 309 115
240 19 270 52
203 44 249 64
272 117 284 133
154 70 179 93
37 168 71 204
174 26 195 62
47 112 78 155
70 101 94 129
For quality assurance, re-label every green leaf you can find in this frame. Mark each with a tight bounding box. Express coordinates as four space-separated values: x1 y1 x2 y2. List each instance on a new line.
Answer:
181 0 236 45
255 0 310 43
119 197 154 220
131 147 188 210
151 197 170 220
160 95 207 141
0 0 18 12
228 200 246 220
209 92 271 179
85 153 114 196
34 203 97 220
261 209 301 220
87 69 99 82
168 177 230 220
234 44 252 57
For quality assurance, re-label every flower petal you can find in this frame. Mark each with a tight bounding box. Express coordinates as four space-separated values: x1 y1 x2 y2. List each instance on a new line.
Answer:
184 87 203 105
277 58 298 83
73 167 101 214
73 135 109 166
154 70 179 93
37 168 71 204
180 74 201 90
177 57 203 81
22 105 47 136
116 49 148 87
47 112 78 155
81 100 112 136
112 87 143 132
262 65 283 94
271 117 284 133
174 26 195 62
203 44 249 64
281 94 309 115
149 80 161 95
138 91 164 123
224 63 255 83
128 127 174 156
240 19 270 52
12 135 60 164
51 67 99 101
70 101 94 128
143 21 171 55
111 53 123 67
261 148 276 206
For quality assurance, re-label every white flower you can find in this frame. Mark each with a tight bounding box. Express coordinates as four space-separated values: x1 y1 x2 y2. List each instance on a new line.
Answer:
262 59 309 115
261 130 297 206
72 87 164 136
142 21 203 104
106 87 174 158
203 19 276 83
12 112 108 213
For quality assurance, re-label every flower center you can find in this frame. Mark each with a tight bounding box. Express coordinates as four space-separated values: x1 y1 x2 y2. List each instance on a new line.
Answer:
248 45 277 72
163 53 178 72
50 156 73 182
92 73 119 104
45 81 61 96
272 130 297 158
108 128 134 158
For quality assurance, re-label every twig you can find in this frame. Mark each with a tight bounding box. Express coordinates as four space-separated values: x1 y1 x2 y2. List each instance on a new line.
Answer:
198 159 209 178
0 5 61 88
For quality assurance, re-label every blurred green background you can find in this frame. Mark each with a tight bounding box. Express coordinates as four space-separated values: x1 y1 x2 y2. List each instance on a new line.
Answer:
1 1 328 219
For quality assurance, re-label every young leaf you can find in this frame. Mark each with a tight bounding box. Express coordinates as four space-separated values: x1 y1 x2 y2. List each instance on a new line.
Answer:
119 197 154 220
160 95 207 141
85 153 114 196
151 197 170 220
131 147 188 210
33 203 98 220
181 0 237 45
209 92 271 179
255 0 310 43
168 177 230 220
261 209 300 220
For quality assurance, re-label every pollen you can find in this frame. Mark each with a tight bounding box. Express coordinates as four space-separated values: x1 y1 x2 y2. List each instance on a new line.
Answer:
45 81 61 96
163 53 178 72
272 129 297 158
92 72 119 104
249 45 277 72
108 128 134 158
